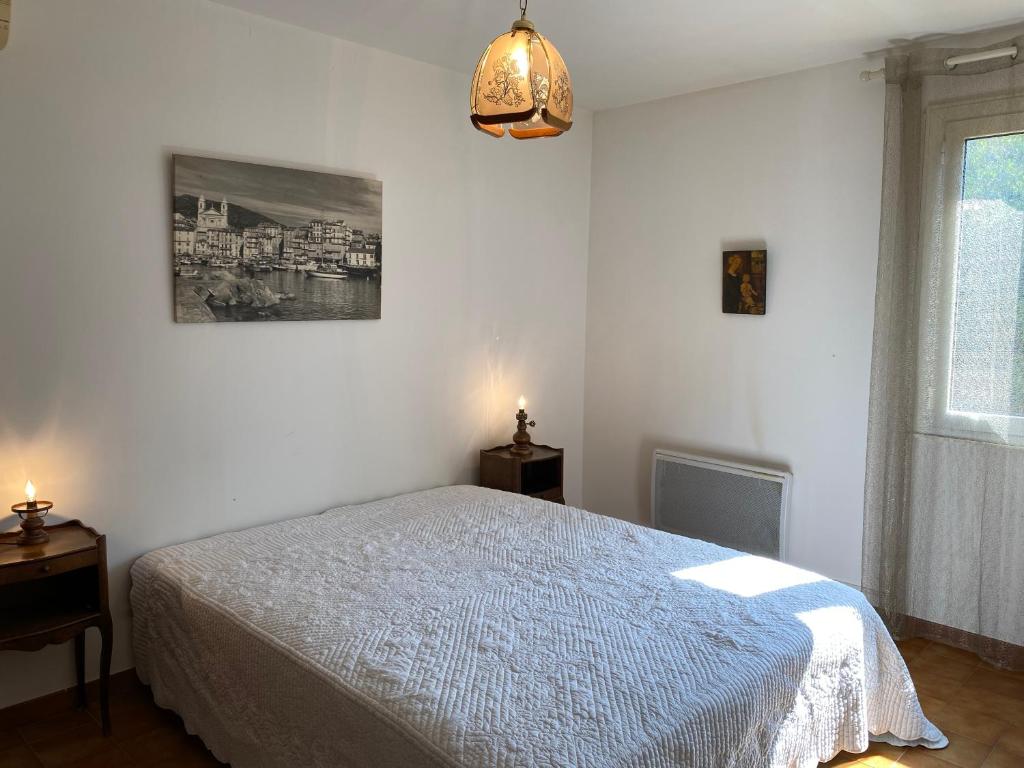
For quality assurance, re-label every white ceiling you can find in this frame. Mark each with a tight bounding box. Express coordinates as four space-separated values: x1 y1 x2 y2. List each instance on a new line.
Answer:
211 0 1024 110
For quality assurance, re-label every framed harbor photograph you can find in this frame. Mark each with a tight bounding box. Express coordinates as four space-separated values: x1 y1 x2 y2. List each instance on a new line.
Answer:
722 249 766 315
172 155 382 322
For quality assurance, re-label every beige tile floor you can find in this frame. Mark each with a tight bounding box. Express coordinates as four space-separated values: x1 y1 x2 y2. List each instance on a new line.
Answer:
0 674 223 768
823 639 1024 768
1 639 1020 767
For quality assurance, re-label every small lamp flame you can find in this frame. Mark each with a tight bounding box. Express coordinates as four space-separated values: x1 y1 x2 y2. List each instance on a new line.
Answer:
24 480 36 503
517 395 527 411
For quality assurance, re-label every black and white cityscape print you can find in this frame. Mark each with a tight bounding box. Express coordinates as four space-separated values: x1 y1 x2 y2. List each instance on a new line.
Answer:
173 155 382 322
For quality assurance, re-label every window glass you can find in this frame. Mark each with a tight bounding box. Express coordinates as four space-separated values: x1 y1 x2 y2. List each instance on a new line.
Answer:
949 133 1024 418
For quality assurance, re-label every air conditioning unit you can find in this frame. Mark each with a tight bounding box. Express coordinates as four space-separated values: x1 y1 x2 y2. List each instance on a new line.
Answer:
651 450 792 560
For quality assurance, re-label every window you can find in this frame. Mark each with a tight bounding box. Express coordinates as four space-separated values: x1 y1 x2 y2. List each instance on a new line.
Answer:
919 99 1024 444
949 133 1024 421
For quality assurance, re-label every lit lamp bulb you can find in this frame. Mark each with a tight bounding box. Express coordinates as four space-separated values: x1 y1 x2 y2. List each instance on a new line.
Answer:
510 43 530 80
25 480 37 508
518 395 527 412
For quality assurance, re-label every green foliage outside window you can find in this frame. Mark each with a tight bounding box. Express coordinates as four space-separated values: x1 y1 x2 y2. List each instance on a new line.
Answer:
964 133 1024 210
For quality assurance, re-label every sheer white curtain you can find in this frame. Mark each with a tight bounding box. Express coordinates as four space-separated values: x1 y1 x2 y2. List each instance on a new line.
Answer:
863 27 1024 668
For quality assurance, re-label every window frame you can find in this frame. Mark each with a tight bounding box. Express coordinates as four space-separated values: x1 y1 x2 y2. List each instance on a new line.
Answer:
919 97 1024 444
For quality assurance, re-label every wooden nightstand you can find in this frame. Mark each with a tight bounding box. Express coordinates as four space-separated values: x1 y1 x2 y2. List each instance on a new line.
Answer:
480 444 565 504
0 521 112 734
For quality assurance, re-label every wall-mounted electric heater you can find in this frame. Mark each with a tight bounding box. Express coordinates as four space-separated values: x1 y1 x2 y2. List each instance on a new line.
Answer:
651 449 792 560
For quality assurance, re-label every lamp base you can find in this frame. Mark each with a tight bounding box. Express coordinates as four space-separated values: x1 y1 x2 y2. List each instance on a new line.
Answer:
16 517 50 546
510 442 533 456
11 503 53 547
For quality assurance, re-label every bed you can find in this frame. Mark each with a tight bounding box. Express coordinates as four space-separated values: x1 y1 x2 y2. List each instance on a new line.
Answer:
130 485 945 767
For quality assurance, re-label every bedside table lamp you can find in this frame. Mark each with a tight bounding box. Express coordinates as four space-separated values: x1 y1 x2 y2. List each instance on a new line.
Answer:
511 396 537 456
11 480 52 545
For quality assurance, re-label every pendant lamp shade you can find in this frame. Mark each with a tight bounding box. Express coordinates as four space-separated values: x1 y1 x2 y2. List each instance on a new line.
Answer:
470 18 573 139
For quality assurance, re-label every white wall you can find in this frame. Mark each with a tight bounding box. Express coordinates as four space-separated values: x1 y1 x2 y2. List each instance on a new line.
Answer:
583 59 884 586
0 0 592 708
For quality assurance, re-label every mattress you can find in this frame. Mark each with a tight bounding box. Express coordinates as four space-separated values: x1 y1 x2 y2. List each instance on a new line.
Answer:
130 485 945 767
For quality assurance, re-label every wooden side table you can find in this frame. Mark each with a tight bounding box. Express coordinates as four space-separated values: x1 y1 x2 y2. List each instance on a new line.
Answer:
0 521 112 735
480 444 565 504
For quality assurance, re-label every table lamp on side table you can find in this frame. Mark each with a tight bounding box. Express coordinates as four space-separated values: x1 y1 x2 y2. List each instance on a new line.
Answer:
10 480 52 545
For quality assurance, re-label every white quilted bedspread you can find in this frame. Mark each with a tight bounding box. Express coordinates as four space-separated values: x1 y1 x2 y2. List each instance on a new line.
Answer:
131 486 945 768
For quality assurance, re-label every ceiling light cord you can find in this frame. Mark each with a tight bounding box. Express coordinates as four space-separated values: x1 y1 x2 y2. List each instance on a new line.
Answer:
520 0 528 20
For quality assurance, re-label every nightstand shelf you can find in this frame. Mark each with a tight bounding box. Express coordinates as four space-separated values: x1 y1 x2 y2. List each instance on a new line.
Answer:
0 520 112 734
480 444 565 504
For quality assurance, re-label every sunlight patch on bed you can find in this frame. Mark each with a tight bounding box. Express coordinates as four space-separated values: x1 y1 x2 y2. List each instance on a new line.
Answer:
768 606 867 764
796 605 863 646
671 555 826 597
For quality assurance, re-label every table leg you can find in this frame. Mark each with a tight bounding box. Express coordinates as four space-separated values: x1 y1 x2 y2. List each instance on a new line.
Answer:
99 618 113 736
74 632 86 709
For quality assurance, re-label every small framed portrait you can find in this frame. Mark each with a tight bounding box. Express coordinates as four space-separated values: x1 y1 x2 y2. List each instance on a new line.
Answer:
722 250 766 315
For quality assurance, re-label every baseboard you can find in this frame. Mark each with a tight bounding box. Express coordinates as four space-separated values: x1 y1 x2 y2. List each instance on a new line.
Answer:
0 668 140 726
851 584 1023 669
896 615 1024 669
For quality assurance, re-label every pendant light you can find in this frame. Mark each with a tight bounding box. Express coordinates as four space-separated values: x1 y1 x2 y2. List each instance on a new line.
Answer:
470 0 573 139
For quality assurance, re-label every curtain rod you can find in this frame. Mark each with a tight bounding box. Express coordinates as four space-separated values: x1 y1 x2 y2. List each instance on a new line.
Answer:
859 44 1019 81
